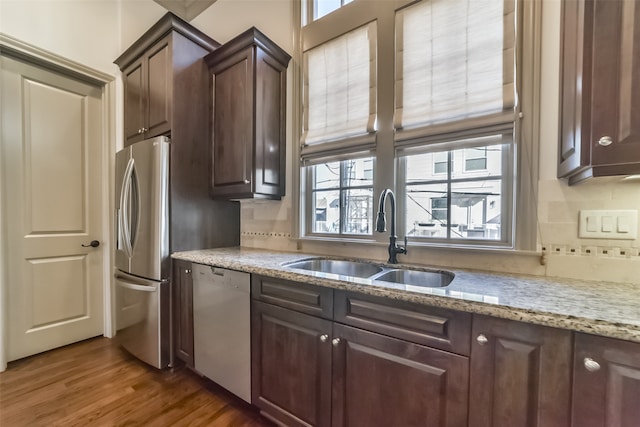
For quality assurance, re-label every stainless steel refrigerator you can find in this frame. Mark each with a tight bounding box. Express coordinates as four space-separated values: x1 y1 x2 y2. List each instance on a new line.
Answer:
115 133 240 369
115 136 171 368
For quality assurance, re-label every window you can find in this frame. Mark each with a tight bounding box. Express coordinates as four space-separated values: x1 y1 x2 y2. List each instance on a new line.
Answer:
311 0 354 21
297 0 535 249
403 137 509 241
395 0 516 246
308 158 374 235
433 151 448 175
464 147 488 172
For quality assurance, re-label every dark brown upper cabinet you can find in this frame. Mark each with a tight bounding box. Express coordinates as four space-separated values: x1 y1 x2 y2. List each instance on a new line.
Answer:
558 0 640 184
205 27 291 200
114 13 240 254
115 13 220 147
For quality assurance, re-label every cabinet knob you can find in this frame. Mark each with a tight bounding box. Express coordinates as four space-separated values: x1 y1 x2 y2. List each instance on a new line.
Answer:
137 128 143 134
332 338 341 347
477 334 489 345
142 127 148 133
185 269 191 274
320 334 328 343
598 136 613 146
584 357 601 372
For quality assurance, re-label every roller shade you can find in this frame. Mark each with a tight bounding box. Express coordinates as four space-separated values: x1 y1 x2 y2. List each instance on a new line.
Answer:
302 22 377 161
394 0 516 146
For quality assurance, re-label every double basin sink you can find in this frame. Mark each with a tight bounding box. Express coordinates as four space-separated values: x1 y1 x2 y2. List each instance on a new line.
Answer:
284 258 454 288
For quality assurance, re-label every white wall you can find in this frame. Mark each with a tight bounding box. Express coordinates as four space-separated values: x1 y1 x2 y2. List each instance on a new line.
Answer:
0 0 120 74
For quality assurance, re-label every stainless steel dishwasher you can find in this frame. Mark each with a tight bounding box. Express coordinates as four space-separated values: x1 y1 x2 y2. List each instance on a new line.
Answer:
192 264 251 402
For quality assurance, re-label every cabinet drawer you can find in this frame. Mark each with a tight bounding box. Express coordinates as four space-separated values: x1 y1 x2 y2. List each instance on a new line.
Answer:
251 275 333 319
334 290 471 355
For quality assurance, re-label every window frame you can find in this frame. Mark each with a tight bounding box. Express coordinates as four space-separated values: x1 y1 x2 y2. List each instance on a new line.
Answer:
304 157 376 238
293 0 542 252
398 139 514 246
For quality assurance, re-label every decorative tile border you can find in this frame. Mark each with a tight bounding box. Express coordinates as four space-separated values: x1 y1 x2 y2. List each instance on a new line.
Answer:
543 244 640 258
241 231 291 238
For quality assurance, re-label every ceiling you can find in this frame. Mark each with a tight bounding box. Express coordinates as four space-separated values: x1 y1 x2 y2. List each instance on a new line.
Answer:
153 0 218 21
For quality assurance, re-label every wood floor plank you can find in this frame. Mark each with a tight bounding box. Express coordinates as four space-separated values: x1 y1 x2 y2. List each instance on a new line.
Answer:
0 337 272 427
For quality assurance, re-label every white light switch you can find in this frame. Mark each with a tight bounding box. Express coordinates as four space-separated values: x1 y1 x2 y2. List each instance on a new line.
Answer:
618 216 631 233
579 210 638 240
601 216 613 232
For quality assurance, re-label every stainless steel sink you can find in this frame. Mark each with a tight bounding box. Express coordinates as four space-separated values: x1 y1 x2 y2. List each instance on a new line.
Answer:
373 269 454 288
285 259 383 279
284 258 454 288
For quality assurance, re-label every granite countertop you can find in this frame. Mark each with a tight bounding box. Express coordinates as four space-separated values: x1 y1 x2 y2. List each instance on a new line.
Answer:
172 247 640 343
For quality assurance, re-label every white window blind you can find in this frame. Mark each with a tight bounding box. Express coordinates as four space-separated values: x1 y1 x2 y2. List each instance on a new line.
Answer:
301 22 377 161
395 0 515 143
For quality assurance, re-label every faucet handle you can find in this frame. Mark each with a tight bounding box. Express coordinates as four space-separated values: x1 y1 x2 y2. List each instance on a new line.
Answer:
402 236 408 254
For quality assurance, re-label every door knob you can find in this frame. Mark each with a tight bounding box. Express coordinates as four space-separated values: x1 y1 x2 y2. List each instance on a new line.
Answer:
82 240 100 248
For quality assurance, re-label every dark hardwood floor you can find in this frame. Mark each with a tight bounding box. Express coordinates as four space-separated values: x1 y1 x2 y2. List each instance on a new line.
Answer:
0 337 272 427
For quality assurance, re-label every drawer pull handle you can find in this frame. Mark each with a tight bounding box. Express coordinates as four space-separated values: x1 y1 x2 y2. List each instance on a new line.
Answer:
598 136 613 146
477 334 489 345
320 334 328 343
584 357 601 372
332 338 341 347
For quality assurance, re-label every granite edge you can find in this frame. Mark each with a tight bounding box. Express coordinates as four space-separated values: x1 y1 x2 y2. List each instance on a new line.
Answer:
172 249 640 343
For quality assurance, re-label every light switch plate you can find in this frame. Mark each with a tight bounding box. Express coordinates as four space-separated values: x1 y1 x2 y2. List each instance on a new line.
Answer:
579 210 638 239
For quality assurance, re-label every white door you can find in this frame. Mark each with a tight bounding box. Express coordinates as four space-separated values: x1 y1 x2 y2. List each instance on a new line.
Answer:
1 54 105 361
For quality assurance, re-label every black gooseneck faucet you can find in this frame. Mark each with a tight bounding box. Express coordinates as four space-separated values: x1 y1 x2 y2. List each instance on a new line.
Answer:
376 189 407 264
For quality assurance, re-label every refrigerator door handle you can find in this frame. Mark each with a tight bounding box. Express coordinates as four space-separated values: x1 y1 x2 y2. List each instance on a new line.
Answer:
116 269 166 286
117 280 157 293
120 158 135 257
130 160 140 251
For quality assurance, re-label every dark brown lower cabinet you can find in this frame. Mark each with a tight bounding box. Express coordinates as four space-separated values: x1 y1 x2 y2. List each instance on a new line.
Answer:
172 259 193 367
572 333 640 427
252 297 469 427
469 315 572 427
331 323 468 427
252 301 333 427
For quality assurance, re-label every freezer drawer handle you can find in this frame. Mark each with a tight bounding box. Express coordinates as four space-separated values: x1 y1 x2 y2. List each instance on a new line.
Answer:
117 280 157 293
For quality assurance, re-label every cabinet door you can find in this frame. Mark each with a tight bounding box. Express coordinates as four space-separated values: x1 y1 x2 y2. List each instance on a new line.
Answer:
145 37 172 139
253 48 286 198
252 301 332 427
469 315 572 427
572 333 640 427
123 59 146 146
172 260 193 367
211 47 254 198
590 0 640 169
332 323 469 427
559 0 640 182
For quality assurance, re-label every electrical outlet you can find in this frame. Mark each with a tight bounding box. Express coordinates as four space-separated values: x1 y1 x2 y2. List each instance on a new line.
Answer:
578 210 638 240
